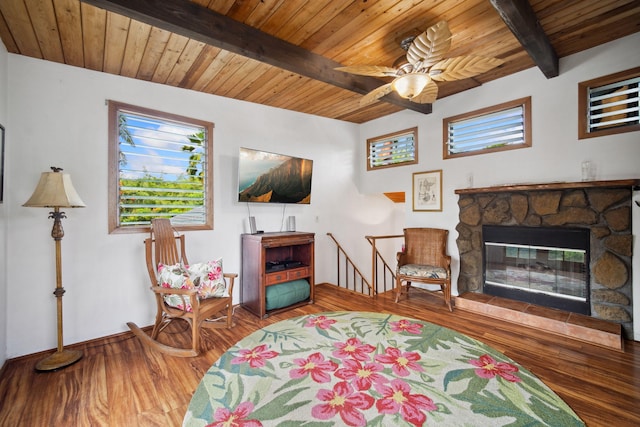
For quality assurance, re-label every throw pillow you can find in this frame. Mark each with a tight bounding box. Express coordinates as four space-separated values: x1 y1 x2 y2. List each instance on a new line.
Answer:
186 258 228 299
157 262 194 311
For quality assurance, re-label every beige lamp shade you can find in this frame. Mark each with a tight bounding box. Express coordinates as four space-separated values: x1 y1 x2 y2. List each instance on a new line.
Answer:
23 167 86 208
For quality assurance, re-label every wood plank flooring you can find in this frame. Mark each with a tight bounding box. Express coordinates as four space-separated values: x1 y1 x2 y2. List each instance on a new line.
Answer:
0 284 638 426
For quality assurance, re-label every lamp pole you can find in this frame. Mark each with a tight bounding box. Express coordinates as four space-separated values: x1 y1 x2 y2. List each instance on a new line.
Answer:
35 207 83 371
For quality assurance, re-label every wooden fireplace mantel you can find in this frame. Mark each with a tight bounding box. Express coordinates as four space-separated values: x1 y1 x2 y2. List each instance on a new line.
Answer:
455 179 640 195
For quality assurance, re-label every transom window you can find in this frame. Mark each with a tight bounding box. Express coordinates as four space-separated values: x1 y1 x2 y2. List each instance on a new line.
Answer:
443 97 531 159
366 127 418 171
108 101 214 233
578 67 640 139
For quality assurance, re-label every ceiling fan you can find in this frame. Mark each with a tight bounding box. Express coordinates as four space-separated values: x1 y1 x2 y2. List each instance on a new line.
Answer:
336 21 504 105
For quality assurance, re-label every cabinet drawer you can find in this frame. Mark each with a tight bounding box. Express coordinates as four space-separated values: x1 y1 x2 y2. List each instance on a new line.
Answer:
287 267 310 280
265 267 311 285
266 272 288 285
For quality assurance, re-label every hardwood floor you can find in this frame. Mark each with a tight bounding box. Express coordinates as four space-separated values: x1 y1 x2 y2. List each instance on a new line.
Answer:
0 284 638 426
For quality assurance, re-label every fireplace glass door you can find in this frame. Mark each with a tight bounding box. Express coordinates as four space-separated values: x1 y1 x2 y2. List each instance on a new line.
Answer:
483 226 590 314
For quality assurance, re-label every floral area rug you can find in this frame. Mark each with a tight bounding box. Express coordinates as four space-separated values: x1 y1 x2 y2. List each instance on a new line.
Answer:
183 311 584 427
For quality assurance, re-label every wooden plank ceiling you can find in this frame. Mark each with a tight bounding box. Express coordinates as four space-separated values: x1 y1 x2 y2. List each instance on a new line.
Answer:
0 0 638 124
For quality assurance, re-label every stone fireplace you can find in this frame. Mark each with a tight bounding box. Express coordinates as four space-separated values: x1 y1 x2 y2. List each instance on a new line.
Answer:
455 180 637 338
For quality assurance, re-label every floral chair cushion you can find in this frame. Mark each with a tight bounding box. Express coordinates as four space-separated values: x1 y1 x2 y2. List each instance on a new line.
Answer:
157 262 194 311
398 263 448 279
157 259 228 312
186 258 228 299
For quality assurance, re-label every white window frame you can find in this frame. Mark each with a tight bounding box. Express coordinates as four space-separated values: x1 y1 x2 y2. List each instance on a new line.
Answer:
443 97 531 159
366 127 418 171
578 67 640 139
108 101 214 234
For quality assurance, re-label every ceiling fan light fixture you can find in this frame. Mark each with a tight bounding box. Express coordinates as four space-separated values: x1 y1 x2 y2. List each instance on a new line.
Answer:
392 73 431 99
341 21 501 107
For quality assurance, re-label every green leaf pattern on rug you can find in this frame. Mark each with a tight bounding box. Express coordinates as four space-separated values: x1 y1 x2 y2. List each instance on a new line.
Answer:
183 311 585 427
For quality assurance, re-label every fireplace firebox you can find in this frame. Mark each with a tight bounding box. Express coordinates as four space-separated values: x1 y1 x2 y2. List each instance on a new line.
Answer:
483 225 590 315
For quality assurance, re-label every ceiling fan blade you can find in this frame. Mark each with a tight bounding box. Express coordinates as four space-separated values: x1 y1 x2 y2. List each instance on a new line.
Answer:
335 65 398 77
429 56 504 81
409 81 439 104
406 21 452 68
360 83 394 106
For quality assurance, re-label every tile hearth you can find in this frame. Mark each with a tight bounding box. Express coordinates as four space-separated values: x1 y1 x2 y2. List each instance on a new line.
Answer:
455 292 623 351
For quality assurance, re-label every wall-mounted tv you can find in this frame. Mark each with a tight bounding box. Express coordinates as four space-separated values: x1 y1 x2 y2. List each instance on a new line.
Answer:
238 147 313 204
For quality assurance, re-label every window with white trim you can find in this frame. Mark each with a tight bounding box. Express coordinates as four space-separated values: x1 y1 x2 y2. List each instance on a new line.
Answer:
367 127 418 170
108 101 214 233
578 67 640 139
443 97 531 159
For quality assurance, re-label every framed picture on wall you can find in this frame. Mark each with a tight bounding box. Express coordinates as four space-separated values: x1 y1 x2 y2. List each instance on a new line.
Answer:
412 169 442 212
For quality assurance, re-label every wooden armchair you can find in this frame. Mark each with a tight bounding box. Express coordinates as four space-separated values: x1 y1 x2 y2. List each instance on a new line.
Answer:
127 218 237 357
395 227 453 311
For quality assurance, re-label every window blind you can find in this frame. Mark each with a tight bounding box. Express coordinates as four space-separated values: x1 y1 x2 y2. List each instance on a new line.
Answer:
587 76 640 132
447 105 525 155
118 111 208 227
368 132 416 168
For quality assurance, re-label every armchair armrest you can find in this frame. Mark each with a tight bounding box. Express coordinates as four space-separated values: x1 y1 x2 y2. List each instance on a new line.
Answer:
152 286 198 314
397 251 407 267
224 273 238 295
151 287 198 296
445 255 452 275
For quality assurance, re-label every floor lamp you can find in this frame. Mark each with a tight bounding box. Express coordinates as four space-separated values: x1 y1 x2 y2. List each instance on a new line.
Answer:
23 167 86 371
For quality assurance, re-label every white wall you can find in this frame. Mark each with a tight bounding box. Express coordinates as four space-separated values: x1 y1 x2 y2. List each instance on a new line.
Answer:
0 39 8 367
359 33 640 340
3 56 400 358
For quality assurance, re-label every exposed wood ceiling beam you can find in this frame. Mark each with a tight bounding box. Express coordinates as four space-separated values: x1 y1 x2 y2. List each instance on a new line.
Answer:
81 0 432 115
490 0 559 78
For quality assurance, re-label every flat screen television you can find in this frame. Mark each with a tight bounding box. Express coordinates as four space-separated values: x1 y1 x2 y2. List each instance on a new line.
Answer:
238 147 313 204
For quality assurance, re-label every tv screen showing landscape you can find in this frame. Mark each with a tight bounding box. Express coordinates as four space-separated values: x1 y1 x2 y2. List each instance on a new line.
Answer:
238 147 313 204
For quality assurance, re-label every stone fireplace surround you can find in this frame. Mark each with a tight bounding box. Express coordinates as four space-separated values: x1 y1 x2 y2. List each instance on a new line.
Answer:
455 180 638 339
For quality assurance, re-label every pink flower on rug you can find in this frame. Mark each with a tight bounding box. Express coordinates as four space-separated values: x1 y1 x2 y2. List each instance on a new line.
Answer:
390 319 423 334
290 352 338 383
208 401 263 427
375 347 424 377
231 344 279 369
469 354 522 383
334 358 385 391
312 381 375 427
375 379 437 427
305 315 337 329
332 337 376 362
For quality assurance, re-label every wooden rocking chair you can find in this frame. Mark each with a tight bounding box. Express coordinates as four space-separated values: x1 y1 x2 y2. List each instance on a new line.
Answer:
395 227 453 311
127 218 237 357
